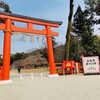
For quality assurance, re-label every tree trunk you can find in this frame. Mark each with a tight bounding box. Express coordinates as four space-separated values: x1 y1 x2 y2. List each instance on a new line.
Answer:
65 0 74 60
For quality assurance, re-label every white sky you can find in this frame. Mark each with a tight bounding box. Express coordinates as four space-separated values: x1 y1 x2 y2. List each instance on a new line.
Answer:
0 0 87 54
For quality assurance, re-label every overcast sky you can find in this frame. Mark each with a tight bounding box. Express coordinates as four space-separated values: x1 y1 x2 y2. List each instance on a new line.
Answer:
0 0 85 54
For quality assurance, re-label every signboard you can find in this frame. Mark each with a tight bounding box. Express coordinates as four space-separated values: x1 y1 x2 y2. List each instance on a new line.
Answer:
82 56 99 74
62 61 75 68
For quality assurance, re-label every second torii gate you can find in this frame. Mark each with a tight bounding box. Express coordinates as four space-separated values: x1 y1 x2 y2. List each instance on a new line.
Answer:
0 11 62 83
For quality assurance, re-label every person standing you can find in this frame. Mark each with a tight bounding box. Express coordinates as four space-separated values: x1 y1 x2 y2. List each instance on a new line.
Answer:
18 66 21 74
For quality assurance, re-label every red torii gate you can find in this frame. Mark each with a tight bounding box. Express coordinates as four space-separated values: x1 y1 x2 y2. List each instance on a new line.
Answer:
0 11 62 83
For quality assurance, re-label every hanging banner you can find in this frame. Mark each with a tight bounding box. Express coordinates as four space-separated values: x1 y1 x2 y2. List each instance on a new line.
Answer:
82 56 100 74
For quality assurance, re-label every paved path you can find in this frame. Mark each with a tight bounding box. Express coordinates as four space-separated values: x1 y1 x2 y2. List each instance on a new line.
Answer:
0 74 100 100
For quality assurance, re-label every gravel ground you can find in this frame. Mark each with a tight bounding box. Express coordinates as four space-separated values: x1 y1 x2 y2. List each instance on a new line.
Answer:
0 73 100 100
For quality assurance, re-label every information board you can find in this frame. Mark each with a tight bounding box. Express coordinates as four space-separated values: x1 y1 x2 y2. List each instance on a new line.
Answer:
62 61 75 68
82 56 100 74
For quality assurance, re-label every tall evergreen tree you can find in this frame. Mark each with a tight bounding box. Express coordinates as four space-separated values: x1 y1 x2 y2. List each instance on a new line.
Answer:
84 0 100 24
0 1 12 23
92 36 100 57
69 34 82 61
72 5 96 56
72 5 84 39
0 1 12 13
83 0 100 57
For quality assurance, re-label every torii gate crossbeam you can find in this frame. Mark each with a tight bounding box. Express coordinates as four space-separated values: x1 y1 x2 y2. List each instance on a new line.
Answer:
0 11 62 83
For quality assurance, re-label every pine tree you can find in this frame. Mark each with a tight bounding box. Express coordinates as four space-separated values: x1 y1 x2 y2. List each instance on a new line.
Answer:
0 1 12 24
84 0 100 24
72 5 96 56
0 1 12 13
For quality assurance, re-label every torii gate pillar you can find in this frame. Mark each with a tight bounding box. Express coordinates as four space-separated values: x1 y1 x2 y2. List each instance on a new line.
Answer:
2 19 12 80
46 25 58 76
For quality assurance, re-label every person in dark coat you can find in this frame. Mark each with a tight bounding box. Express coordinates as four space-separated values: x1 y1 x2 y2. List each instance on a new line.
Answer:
18 66 21 74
